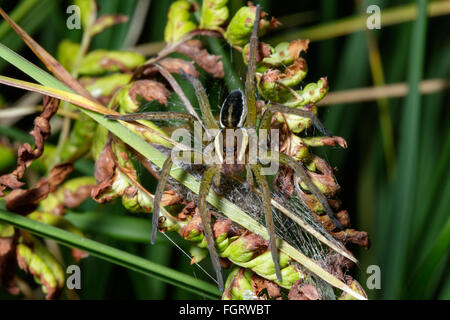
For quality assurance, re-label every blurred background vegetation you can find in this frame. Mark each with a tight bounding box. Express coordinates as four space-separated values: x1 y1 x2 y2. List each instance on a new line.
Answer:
0 0 448 300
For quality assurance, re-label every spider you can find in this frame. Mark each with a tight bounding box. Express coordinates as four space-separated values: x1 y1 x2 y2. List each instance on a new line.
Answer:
105 5 343 291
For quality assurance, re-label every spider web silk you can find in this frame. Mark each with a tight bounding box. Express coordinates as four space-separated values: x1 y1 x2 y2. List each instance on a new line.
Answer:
151 145 341 299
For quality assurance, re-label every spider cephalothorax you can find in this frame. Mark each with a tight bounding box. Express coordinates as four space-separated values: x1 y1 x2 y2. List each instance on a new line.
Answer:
105 4 343 291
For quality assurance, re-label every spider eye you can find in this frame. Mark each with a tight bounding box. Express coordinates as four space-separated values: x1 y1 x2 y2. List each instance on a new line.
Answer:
219 89 247 128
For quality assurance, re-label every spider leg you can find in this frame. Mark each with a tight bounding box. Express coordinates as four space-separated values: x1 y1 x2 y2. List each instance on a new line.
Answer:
152 156 173 244
179 71 219 131
105 111 197 124
259 104 332 137
246 164 254 188
266 151 344 230
245 4 261 128
250 164 282 282
198 165 224 291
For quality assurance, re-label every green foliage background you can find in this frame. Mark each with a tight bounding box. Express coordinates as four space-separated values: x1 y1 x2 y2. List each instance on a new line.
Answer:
0 0 448 300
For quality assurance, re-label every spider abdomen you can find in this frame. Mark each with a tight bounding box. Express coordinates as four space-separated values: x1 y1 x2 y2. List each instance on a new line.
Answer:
219 89 247 128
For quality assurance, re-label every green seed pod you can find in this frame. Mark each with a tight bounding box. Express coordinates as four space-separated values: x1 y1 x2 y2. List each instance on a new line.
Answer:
110 82 172 147
284 77 329 108
17 234 65 299
112 141 154 213
82 73 132 101
164 1 197 43
256 59 308 103
190 245 208 264
78 50 145 76
256 70 293 102
281 113 314 134
222 268 255 300
57 39 81 72
262 39 309 67
289 134 311 162
200 0 229 29
224 6 255 46
220 233 302 288
225 5 276 46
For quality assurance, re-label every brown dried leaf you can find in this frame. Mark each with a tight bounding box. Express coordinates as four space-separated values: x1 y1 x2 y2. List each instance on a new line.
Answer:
175 40 224 78
0 97 59 196
332 229 370 249
288 282 321 300
325 253 355 280
287 39 310 59
128 80 170 106
140 58 200 78
179 212 203 239
161 190 181 207
248 2 281 32
314 210 350 231
5 163 73 215
62 185 95 209
91 142 116 203
251 273 281 300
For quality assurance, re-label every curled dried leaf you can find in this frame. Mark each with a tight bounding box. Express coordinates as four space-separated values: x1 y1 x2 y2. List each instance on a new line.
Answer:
251 273 282 300
0 97 59 196
92 139 153 213
139 58 200 78
175 40 224 78
91 141 116 203
4 163 74 215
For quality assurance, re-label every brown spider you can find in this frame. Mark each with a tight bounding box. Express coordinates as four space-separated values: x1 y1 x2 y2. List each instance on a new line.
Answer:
105 5 342 291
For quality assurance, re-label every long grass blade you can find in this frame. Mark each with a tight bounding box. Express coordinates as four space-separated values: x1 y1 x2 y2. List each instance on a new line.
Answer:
0 209 220 299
